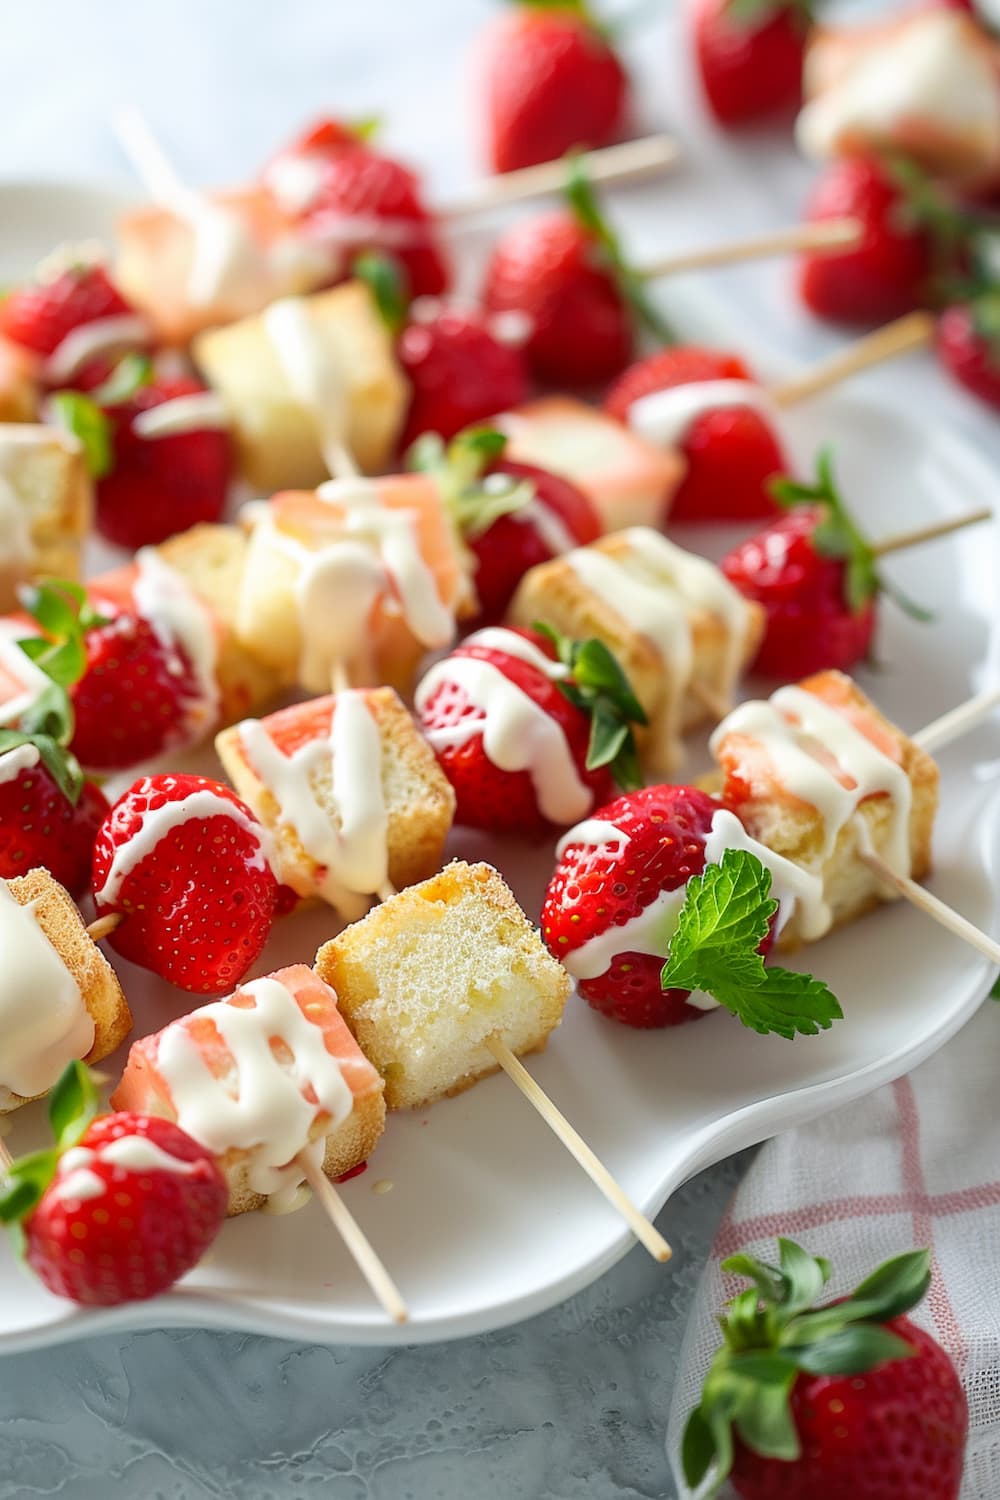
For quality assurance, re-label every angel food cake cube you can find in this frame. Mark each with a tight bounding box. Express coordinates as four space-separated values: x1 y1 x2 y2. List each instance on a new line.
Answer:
237 475 473 696
0 425 92 612
1 870 132 1113
509 527 765 773
0 338 38 423
193 281 408 491
216 688 456 921
710 670 939 949
111 964 385 1215
496 397 685 532
316 861 571 1111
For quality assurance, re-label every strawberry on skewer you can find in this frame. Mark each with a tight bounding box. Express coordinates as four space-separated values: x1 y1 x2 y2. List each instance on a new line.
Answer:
0 1062 227 1307
682 1241 966 1500
688 0 814 129
0 252 150 389
91 773 279 995
0 737 106 896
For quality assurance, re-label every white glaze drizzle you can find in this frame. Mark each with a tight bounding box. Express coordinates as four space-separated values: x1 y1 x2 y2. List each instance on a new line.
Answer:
263 295 348 461
0 743 40 784
0 883 93 1103
54 1135 202 1204
43 315 151 384
132 392 230 440
515 497 578 557
153 976 355 1209
237 690 388 918
94 788 268 907
462 627 570 680
415 654 593 825
627 380 779 450
132 548 221 735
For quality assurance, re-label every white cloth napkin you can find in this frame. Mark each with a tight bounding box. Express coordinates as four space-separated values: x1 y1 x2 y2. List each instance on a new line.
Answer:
665 1001 1000 1498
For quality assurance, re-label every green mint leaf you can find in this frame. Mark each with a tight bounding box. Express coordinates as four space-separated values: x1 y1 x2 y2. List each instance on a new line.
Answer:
532 620 574 669
48 391 112 479
847 1249 932 1323
586 707 629 773
791 1323 915 1377
352 250 410 335
571 638 648 723
90 352 153 407
48 1060 99 1151
726 966 843 1040
531 622 646 790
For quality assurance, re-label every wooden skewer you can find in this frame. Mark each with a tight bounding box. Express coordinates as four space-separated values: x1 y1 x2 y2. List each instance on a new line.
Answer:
914 686 1000 753
859 846 1000 967
86 912 124 942
296 1149 408 1323
485 1037 671 1263
639 217 862 281
872 507 992 559
437 134 679 220
770 312 936 409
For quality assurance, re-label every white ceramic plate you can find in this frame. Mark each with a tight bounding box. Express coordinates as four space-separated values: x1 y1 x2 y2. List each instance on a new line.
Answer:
0 181 998 1352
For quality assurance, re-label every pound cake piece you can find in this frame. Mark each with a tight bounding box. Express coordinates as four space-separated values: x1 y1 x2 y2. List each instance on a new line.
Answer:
0 425 92 611
509 527 764 773
710 670 939 949
216 688 456 921
0 338 38 423
1 869 132 1113
496 396 685 531
316 861 571 1111
111 964 385 1216
193 281 409 491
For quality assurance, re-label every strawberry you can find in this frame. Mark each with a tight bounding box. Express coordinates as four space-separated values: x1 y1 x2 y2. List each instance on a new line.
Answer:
50 359 232 550
688 0 812 128
415 625 645 836
0 257 138 361
0 739 107 896
92 773 278 994
683 1240 967 1500
397 306 530 450
409 425 602 618
473 1 628 173
937 294 1000 410
0 1063 227 1307
798 154 969 325
481 161 670 387
604 346 787 522
19 578 202 773
721 448 929 679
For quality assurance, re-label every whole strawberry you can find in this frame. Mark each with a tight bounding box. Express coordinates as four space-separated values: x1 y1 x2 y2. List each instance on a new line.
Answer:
415 625 645 836
473 0 628 173
604 345 787 522
798 154 966 325
937 294 1000 411
683 1240 966 1499
689 0 812 128
409 425 602 618
398 305 530 450
51 357 231 550
0 1062 227 1307
0 735 107 896
546 803 840 1031
721 448 929 679
92 772 278 994
0 255 147 385
481 162 670 387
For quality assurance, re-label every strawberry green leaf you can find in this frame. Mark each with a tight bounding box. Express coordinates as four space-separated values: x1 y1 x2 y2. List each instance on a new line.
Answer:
778 1236 831 1318
790 1323 915 1377
19 578 104 691
353 250 410 335
659 849 843 1039
731 1366 800 1462
409 425 533 537
0 1148 59 1229
48 391 112 479
726 0 814 29
680 1404 717 1489
846 1248 932 1323
348 115 382 143
0 726 83 805
49 1060 99 1151
90 352 153 407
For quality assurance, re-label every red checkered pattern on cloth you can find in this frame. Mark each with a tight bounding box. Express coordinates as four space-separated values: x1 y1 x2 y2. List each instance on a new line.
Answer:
665 1002 1000 1497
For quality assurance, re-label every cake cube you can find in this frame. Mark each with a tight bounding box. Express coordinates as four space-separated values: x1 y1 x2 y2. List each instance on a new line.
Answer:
1 869 132 1113
0 338 39 423
0 425 92 612
710 670 939 948
193 281 409 491
111 964 385 1216
216 688 456 921
496 396 685 532
315 861 571 1111
508 527 765 772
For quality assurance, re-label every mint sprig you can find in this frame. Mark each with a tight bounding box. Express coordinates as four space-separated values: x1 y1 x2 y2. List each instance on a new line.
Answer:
659 849 842 1038
0 1061 100 1251
683 1241 931 1495
408 426 537 538
771 446 932 624
534 621 647 790
563 155 675 345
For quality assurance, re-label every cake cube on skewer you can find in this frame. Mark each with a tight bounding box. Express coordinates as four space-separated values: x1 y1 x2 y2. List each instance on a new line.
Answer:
111 964 385 1216
1 869 132 1114
193 282 408 492
709 669 939 948
495 396 685 532
316 861 571 1111
508 527 764 773
237 474 474 696
216 688 456 922
0 339 39 423
0 425 92 612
